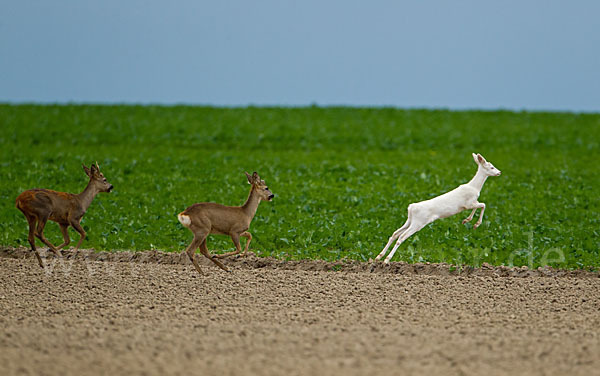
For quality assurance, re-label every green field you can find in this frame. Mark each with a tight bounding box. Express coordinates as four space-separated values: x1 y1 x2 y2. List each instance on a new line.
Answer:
1 104 599 269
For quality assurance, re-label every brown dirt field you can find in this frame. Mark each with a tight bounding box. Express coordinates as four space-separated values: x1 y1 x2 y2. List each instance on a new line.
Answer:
1 247 599 376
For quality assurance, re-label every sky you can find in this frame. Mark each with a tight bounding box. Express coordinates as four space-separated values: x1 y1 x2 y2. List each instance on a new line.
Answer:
1 0 599 111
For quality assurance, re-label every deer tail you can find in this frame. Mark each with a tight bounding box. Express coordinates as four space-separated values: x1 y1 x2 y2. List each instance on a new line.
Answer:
15 197 24 211
177 212 192 227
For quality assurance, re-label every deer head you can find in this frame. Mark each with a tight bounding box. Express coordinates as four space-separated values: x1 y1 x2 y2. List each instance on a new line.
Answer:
245 171 274 201
83 162 114 193
472 153 501 177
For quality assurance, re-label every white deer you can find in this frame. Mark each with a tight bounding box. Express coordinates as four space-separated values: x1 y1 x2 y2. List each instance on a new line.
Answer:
375 153 501 264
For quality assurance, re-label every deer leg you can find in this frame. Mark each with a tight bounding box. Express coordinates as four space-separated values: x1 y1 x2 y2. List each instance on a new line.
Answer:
375 218 411 261
35 216 61 257
56 223 71 250
25 216 44 268
241 231 252 255
70 220 87 250
214 232 243 259
384 222 425 264
462 208 478 224
184 235 205 275
199 239 230 272
473 203 486 229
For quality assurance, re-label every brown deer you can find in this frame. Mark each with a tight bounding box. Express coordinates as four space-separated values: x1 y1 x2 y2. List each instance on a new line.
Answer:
15 162 114 268
177 171 274 275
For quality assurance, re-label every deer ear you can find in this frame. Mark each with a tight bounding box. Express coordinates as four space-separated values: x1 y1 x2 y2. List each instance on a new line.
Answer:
90 163 98 174
245 172 253 184
477 154 487 164
472 153 479 164
83 164 91 177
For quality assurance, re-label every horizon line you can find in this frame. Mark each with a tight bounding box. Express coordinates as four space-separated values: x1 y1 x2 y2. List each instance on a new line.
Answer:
1 101 597 115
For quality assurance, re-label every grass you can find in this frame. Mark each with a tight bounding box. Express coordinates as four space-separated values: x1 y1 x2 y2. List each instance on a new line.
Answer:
1 104 599 269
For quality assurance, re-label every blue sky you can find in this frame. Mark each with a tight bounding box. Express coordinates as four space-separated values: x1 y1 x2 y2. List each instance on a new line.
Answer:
1 0 599 111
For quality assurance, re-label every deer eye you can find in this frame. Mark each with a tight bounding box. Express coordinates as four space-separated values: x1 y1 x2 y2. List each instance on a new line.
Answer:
265 187 269 190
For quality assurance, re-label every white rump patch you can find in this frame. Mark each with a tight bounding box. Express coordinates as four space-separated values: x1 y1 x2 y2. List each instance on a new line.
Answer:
177 213 191 227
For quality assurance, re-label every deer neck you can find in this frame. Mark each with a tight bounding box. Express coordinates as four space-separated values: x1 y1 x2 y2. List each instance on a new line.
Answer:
467 166 488 193
241 186 261 220
77 180 100 212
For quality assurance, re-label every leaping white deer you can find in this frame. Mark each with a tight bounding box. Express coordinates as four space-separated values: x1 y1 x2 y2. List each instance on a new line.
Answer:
375 153 501 264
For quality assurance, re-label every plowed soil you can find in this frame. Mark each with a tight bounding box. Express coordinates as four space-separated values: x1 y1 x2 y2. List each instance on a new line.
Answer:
1 247 599 376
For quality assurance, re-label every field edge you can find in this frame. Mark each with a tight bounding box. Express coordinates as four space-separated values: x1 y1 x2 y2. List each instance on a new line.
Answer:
1 246 598 279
